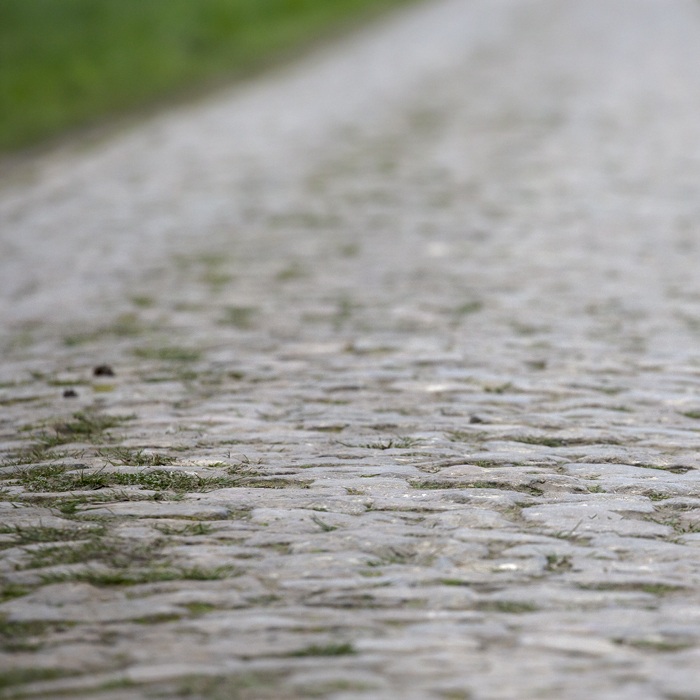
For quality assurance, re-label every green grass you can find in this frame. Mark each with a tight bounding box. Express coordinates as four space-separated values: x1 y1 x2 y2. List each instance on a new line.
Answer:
0 0 418 154
0 583 32 603
545 554 572 572
341 437 419 450
24 537 164 571
0 618 76 653
99 447 176 467
0 666 78 689
509 435 620 448
289 642 355 657
132 346 201 363
24 411 135 452
0 523 104 548
8 529 239 585
177 672 286 700
154 522 213 536
41 564 239 587
477 601 538 614
9 464 255 493
578 582 685 596
220 306 257 328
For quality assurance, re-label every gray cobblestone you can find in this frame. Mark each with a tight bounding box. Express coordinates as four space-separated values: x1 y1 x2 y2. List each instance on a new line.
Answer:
3 0 700 697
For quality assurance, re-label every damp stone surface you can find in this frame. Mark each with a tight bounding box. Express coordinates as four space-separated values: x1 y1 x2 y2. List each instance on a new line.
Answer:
2 1 700 698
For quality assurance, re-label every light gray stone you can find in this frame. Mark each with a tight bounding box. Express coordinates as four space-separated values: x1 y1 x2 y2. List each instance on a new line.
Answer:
4 0 700 697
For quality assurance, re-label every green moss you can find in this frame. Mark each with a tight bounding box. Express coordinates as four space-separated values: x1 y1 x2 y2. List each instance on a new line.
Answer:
511 435 568 447
63 314 147 346
0 666 79 689
477 601 537 614
510 435 620 448
131 613 182 624
637 464 693 474
545 554 572 572
289 642 355 656
483 382 513 394
621 638 695 652
447 430 485 443
154 522 213 536
41 568 180 586
241 477 309 489
0 523 104 546
455 301 483 315
276 261 307 281
43 564 238 586
12 464 247 494
409 479 542 496
131 295 155 308
92 384 116 393
220 306 257 328
25 537 164 571
202 271 234 292
178 566 239 580
0 583 32 602
182 602 217 615
100 447 175 467
133 346 201 362
0 619 76 652
177 671 286 699
109 469 241 492
578 582 685 595
0 396 43 407
23 531 238 584
28 411 135 449
352 437 418 450
311 515 337 532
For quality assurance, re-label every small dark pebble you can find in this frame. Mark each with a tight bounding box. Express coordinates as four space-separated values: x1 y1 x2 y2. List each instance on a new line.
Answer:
63 389 78 398
469 415 484 424
93 364 115 377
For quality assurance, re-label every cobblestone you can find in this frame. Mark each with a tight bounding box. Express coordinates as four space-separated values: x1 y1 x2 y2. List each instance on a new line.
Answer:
2 0 700 697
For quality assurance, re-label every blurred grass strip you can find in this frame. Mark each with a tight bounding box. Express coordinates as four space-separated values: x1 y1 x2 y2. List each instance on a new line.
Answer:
0 0 417 153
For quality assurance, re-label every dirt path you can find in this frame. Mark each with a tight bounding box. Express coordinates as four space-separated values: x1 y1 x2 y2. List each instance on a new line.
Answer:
3 1 700 698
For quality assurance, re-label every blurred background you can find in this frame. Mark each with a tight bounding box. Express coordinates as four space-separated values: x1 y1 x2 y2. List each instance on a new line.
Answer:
0 0 418 155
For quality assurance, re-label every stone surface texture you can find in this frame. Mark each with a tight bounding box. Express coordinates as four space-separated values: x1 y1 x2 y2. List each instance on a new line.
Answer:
2 0 700 698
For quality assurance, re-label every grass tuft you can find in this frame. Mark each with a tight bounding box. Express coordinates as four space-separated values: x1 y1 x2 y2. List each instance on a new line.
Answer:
342 437 418 450
100 447 175 467
22 411 135 452
0 583 32 603
0 523 104 546
154 522 213 536
11 465 247 494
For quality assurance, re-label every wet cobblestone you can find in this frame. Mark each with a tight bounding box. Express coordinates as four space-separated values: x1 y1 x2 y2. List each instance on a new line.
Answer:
2 0 700 698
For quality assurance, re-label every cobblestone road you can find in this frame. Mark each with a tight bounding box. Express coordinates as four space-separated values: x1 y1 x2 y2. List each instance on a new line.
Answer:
3 0 700 698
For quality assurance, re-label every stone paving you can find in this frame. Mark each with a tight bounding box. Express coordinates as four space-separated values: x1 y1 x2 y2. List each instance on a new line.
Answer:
2 0 700 697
